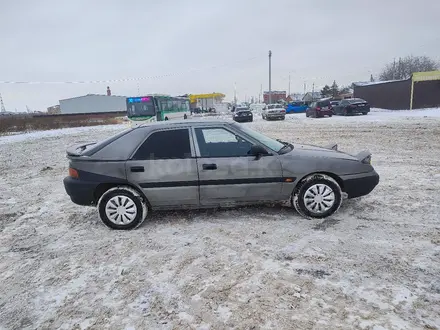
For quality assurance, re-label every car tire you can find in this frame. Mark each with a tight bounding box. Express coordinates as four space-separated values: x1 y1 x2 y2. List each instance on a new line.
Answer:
97 186 148 230
362 112 368 115
292 174 342 219
306 112 310 117
329 114 333 117
280 116 285 120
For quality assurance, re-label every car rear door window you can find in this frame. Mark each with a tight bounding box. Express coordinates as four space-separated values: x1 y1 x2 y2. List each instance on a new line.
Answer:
195 127 253 157
132 129 192 160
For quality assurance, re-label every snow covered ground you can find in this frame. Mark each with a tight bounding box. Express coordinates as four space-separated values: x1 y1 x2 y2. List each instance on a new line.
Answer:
1 109 440 329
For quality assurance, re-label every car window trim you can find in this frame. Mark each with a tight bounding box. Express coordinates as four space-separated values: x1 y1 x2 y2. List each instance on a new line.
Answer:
128 127 195 161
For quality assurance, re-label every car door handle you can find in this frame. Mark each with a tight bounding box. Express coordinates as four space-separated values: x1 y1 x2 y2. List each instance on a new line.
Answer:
202 163 217 170
130 166 144 172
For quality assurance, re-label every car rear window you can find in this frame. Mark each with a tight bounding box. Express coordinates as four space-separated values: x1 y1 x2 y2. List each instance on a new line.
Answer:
318 100 330 107
83 128 133 156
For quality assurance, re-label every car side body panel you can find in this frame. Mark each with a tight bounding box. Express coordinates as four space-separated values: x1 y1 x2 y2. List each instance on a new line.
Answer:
126 158 200 209
196 155 285 206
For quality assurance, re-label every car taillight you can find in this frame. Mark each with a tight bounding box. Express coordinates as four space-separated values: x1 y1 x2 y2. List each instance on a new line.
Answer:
316 107 321 111
69 168 79 178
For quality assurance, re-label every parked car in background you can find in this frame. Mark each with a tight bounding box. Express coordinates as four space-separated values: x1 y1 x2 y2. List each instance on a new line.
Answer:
332 98 370 116
232 105 249 113
233 109 253 122
306 99 333 118
262 104 286 120
286 101 308 114
63 119 379 230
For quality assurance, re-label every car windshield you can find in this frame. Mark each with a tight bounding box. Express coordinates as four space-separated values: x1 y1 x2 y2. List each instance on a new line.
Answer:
232 123 285 152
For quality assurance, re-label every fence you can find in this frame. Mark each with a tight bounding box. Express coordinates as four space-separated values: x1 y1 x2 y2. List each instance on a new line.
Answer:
0 112 126 135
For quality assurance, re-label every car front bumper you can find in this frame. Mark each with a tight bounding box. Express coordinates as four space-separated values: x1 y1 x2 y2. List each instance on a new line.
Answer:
340 170 380 198
63 176 98 206
347 108 370 114
317 110 333 116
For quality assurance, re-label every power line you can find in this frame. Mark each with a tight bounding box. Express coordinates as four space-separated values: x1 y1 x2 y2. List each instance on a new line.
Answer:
0 55 263 85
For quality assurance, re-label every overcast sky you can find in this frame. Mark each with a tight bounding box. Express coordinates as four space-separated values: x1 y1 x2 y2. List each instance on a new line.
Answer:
1 0 439 111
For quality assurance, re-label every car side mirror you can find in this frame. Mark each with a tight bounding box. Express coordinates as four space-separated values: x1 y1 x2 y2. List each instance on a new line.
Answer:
249 144 269 160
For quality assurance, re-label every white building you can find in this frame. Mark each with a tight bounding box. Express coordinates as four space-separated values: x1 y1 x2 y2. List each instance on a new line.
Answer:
59 94 126 114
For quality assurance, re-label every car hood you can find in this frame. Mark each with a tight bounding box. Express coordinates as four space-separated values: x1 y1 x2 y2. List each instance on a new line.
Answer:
291 143 359 161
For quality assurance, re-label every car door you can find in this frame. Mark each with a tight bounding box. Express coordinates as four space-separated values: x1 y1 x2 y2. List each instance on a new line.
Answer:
192 125 284 206
126 128 199 209
335 100 347 114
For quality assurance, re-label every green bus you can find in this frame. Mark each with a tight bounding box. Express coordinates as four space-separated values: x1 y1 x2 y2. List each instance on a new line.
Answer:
126 94 190 126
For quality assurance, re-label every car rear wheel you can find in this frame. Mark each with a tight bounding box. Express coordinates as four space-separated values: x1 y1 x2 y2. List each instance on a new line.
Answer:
97 186 148 230
292 174 342 219
362 112 368 115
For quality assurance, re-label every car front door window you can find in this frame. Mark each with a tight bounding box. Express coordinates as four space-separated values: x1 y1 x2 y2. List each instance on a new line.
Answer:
195 127 253 158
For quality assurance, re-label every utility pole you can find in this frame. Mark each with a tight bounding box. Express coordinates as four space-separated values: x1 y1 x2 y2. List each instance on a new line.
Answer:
0 93 6 112
234 82 237 105
312 83 315 101
259 84 262 103
268 50 272 104
303 82 306 95
288 74 291 97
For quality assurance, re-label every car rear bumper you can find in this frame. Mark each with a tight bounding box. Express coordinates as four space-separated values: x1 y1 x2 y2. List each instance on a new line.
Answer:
340 170 380 198
266 113 285 118
234 116 253 122
63 176 98 206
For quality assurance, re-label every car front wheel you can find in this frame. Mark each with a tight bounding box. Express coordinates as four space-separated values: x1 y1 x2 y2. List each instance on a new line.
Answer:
292 174 342 219
97 186 148 230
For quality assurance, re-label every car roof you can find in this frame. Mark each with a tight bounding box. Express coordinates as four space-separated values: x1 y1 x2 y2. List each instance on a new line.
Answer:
139 118 231 129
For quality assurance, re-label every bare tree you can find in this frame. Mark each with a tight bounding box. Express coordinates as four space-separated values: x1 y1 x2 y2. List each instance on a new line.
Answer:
379 55 439 81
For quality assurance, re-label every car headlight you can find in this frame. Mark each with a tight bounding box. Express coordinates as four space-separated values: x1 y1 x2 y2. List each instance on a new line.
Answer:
361 155 371 164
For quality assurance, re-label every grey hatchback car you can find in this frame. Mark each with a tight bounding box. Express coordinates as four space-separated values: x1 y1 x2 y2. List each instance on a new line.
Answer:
63 120 379 230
